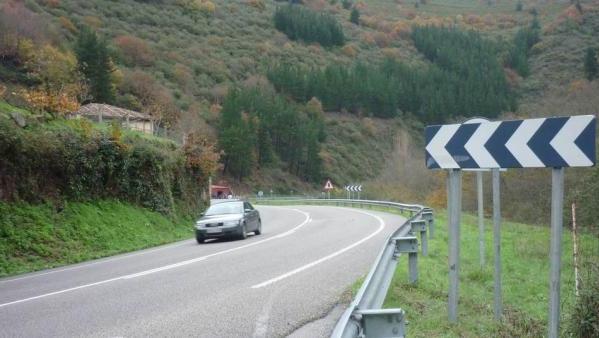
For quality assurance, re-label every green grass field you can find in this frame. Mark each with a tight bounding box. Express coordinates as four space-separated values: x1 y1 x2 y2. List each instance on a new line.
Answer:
0 200 195 277
384 210 598 337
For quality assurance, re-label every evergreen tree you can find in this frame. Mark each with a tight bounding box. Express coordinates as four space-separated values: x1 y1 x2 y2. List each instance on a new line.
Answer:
584 47 598 81
274 5 345 47
350 8 360 25
516 1 523 11
75 27 115 103
218 87 325 181
506 19 540 77
268 26 516 123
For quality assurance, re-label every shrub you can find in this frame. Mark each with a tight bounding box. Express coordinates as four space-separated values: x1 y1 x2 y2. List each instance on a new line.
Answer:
0 113 217 213
567 264 599 337
114 35 154 67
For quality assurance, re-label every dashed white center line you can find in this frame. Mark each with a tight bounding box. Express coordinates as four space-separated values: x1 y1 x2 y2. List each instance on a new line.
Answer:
250 209 385 289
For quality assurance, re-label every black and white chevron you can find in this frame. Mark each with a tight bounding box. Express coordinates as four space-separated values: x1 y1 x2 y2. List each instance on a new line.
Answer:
345 185 363 192
425 115 596 169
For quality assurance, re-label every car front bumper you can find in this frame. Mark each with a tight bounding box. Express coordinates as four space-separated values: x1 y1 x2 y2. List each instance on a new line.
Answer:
195 224 242 239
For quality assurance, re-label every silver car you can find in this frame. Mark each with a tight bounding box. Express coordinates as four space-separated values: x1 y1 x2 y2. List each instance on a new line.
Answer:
194 200 261 244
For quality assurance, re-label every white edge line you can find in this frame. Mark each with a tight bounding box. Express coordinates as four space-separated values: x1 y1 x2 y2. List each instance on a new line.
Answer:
0 208 311 309
0 239 195 284
0 205 296 284
250 209 386 289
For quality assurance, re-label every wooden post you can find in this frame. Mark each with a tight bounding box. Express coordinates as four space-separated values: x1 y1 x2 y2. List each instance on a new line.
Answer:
571 202 580 297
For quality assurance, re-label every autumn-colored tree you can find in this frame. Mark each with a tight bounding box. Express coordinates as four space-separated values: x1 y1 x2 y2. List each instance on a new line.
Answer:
178 0 216 21
0 1 49 62
114 35 154 66
120 69 179 129
183 133 222 184
24 44 84 114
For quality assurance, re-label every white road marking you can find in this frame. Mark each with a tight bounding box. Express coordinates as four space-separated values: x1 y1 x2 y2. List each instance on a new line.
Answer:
0 209 311 308
0 240 195 284
252 289 280 338
250 209 386 289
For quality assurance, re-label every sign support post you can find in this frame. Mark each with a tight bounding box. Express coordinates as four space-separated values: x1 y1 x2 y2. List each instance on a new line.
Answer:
548 167 564 338
447 169 462 323
492 168 502 320
426 115 595 331
477 171 485 268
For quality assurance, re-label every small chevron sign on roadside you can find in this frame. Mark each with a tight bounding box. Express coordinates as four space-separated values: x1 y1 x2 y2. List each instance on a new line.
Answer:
425 115 596 169
345 185 362 192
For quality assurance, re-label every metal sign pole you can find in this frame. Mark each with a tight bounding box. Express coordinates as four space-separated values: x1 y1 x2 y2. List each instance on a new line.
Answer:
548 167 564 338
477 171 485 268
448 169 462 323
492 169 502 320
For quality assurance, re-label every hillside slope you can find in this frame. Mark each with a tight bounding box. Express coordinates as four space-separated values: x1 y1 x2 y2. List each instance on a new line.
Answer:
2 0 598 225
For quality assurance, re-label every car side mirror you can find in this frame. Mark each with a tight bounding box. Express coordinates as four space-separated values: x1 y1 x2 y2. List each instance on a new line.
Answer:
199 212 204 217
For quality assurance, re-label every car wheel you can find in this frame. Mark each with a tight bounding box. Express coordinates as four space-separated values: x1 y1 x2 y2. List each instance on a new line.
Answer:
239 223 247 240
254 220 262 235
196 235 205 244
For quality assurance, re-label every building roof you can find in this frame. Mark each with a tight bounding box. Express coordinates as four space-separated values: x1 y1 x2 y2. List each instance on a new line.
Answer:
75 103 152 121
211 185 231 190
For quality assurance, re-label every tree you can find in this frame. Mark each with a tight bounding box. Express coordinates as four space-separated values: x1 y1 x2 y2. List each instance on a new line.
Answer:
114 35 154 66
21 44 84 115
584 47 598 81
516 1 523 11
274 5 345 47
75 27 115 103
350 8 360 25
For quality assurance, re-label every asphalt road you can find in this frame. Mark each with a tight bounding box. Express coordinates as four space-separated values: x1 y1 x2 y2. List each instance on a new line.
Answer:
0 205 406 338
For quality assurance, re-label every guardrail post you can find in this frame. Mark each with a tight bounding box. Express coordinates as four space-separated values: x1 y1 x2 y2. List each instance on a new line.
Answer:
422 210 434 239
411 220 428 256
395 236 419 283
357 309 406 338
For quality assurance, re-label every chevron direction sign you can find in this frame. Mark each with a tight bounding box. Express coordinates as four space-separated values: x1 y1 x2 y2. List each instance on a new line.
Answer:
345 185 362 192
425 115 596 169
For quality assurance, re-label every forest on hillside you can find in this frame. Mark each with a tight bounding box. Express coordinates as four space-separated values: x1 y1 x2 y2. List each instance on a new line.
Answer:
0 0 529 185
1 0 598 221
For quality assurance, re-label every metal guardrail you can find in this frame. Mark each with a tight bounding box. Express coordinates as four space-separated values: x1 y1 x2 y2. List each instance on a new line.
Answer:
252 198 434 338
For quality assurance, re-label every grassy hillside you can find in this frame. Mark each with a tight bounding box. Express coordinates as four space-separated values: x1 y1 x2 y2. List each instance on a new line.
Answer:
0 100 206 277
0 199 194 277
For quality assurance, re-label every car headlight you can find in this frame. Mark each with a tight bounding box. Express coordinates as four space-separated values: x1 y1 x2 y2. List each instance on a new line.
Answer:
222 220 241 226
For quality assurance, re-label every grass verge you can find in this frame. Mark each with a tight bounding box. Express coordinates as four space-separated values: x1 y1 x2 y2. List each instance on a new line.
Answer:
384 210 597 337
0 199 195 277
254 199 597 335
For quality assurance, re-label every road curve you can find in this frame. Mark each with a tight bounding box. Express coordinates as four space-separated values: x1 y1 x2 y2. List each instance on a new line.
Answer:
0 205 406 338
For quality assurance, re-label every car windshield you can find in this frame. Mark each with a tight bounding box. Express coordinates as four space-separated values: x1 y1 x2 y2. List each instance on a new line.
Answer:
205 202 243 216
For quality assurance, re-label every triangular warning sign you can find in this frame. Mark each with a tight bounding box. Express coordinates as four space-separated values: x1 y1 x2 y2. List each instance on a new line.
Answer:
324 179 333 191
